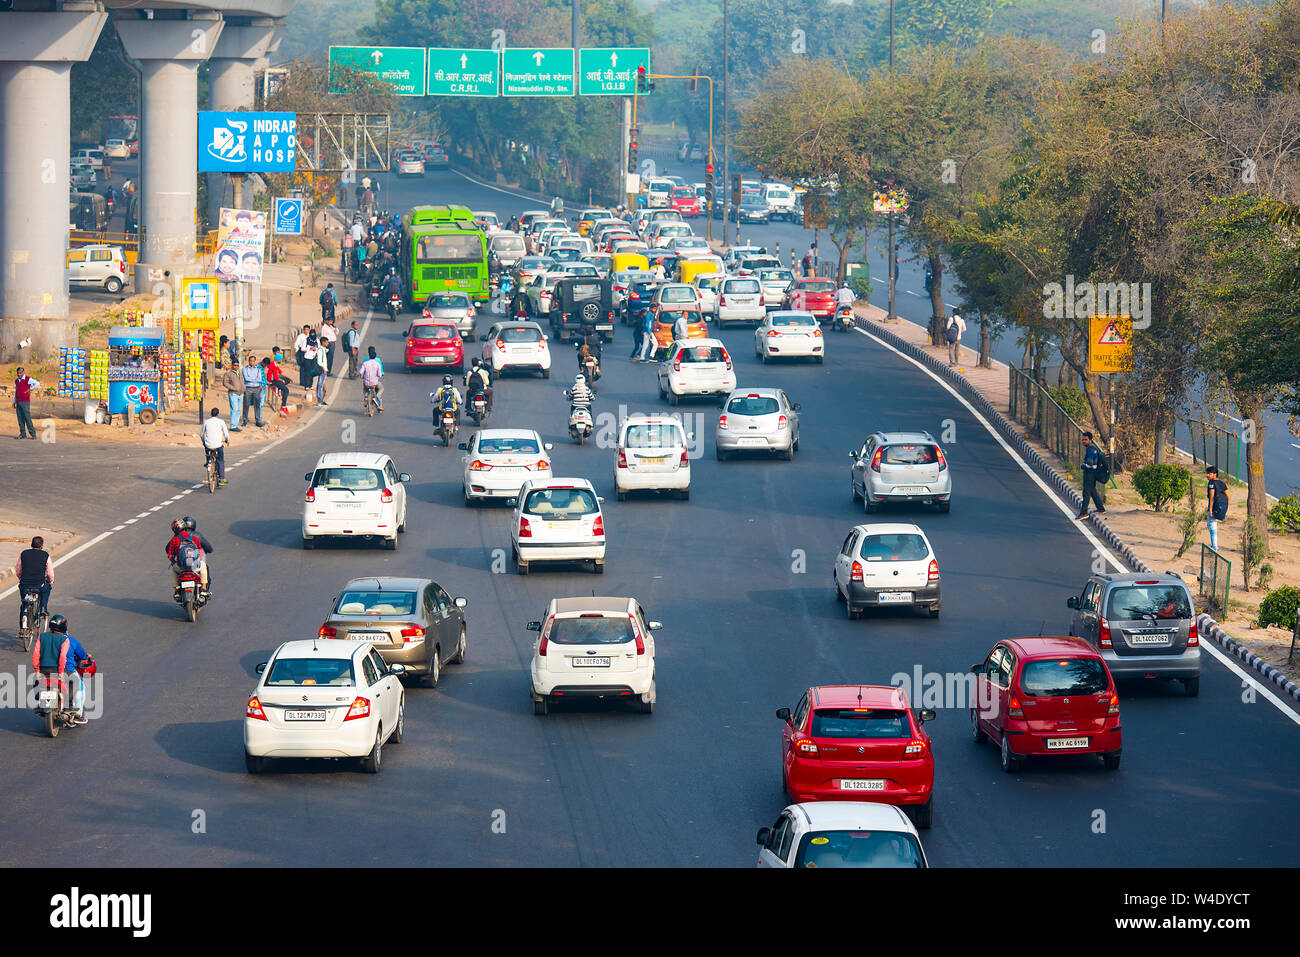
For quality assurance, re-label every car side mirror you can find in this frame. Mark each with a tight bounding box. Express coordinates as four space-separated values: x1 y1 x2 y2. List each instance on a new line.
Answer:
756 827 772 847
849 450 857 459
506 498 517 507
1067 596 1078 609
648 621 663 630
791 403 801 412
388 663 408 675
775 707 791 721
398 473 411 483
596 496 605 505
255 662 267 675
544 443 554 451
458 442 469 451
455 597 467 609
304 472 313 482
526 621 542 631
918 709 937 723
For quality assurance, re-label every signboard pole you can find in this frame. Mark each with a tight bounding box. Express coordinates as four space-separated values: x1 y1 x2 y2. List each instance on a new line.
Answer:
620 97 631 209
887 212 896 321
233 281 244 362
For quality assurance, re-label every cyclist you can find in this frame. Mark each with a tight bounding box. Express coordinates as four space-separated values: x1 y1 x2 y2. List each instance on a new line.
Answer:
200 407 230 486
358 345 384 413
14 535 53 616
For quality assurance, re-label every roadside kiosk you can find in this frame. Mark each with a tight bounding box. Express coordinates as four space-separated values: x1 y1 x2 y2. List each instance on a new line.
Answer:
107 326 165 424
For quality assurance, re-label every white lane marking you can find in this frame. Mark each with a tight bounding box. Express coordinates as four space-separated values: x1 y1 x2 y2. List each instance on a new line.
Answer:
123 518 137 525
452 167 558 203
854 324 1300 725
111 525 125 532
1292 443 1300 451
133 512 150 519
177 489 193 497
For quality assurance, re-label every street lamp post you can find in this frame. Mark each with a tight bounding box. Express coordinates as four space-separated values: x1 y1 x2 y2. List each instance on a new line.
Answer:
722 0 730 247
886 0 896 322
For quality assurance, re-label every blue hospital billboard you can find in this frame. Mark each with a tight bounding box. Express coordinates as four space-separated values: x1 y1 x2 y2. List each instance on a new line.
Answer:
198 112 297 173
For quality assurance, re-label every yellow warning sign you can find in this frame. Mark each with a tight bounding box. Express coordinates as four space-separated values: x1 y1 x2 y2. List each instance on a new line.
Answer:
1088 314 1133 373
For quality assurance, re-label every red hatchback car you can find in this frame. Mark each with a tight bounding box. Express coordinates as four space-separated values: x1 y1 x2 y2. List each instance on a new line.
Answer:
783 277 837 318
778 685 936 828
670 186 702 217
970 636 1122 772
404 320 464 371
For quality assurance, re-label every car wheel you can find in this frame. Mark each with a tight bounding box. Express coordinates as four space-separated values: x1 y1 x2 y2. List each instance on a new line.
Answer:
422 651 441 689
301 535 315 549
658 380 667 399
936 499 952 514
639 693 654 714
781 445 794 461
593 560 605 575
834 575 845 603
668 389 678 406
716 448 727 461
360 728 383 773
105 276 123 294
517 555 529 575
384 535 397 550
970 709 984 745
846 599 860 620
815 356 824 364
910 796 934 829
1182 676 1200 697
616 489 627 502
1102 750 1122 770
864 494 879 514
678 487 690 501
1000 734 1021 773
541 368 550 379
452 627 467 664
760 351 769 364
390 703 404 744
928 604 941 618
851 481 861 503
244 751 265 774
534 695 549 716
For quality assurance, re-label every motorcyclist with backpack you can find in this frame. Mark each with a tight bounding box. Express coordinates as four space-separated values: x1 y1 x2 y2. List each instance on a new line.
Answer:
464 358 493 413
431 374 463 425
31 614 93 725
166 516 214 598
576 326 602 382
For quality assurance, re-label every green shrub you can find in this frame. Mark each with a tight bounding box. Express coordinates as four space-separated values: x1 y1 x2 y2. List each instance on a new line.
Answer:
1258 562 1274 592
1267 494 1300 535
1240 517 1268 590
1132 463 1191 513
1050 382 1090 424
1257 584 1300 630
1175 480 1200 558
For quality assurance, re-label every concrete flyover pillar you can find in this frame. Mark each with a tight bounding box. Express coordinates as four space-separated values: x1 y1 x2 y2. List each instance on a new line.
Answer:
206 18 276 225
0 3 109 361
115 11 224 295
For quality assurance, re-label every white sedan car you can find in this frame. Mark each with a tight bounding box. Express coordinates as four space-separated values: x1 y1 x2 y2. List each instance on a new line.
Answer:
756 310 824 363
480 321 552 378
527 596 661 715
460 428 554 505
512 477 605 574
615 414 691 500
244 639 407 774
757 803 928 868
302 452 410 551
657 338 734 405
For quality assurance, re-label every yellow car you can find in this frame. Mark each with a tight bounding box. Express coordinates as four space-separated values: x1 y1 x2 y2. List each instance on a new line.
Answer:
652 309 707 357
611 252 650 274
577 208 611 236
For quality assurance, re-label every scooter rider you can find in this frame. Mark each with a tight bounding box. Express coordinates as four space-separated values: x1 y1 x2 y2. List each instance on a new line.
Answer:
576 326 602 380
570 372 594 409
32 614 93 725
166 516 214 597
835 281 856 327
431 374 462 424
463 358 493 412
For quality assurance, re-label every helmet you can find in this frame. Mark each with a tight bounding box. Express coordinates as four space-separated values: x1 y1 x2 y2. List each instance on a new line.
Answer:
48 614 68 634
171 518 184 534
574 374 585 384
471 358 481 368
183 516 197 531
442 375 453 385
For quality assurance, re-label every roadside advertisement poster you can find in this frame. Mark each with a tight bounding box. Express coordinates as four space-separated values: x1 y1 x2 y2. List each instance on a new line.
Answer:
180 277 220 328
214 207 267 283
873 187 909 214
198 111 297 173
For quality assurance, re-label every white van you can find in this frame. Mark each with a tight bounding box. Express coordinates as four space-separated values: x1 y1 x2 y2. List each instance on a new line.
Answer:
644 178 673 209
763 183 797 221
615 414 692 500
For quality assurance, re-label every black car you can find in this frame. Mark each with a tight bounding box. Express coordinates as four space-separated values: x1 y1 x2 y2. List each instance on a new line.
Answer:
551 276 615 343
624 278 660 327
732 190 771 225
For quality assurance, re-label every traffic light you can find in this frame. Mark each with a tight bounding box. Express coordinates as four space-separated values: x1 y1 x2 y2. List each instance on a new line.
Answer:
731 172 742 208
705 163 715 210
628 125 639 171
636 65 654 93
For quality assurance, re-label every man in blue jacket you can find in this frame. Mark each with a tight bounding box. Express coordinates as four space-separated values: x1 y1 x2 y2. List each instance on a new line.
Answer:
1077 431 1108 520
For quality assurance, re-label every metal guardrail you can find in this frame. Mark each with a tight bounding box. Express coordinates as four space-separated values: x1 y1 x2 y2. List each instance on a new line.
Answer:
1198 544 1231 614
1178 418 1244 482
1007 366 1088 472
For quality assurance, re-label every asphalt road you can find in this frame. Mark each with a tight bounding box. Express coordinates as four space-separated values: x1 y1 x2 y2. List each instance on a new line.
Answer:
2 168 1297 868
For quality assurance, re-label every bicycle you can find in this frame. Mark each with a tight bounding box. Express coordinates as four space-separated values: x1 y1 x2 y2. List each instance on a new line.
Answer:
18 591 47 653
363 384 379 418
205 447 220 493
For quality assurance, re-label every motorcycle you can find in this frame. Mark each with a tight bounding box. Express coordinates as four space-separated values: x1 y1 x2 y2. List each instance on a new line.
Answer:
174 569 208 622
833 304 855 332
580 353 600 391
33 660 93 738
367 282 384 312
435 408 458 446
468 392 489 426
564 390 594 445
387 293 402 323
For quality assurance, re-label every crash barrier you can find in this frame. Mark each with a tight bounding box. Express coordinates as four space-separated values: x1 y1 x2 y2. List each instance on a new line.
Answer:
1178 417 1245 482
1198 544 1232 615
1008 365 1088 473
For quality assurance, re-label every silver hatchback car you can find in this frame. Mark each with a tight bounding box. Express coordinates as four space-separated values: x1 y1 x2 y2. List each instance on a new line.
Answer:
850 431 951 513
716 388 800 461
422 292 477 338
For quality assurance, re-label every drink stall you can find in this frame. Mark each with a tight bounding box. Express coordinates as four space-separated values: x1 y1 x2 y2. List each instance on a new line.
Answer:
107 326 165 424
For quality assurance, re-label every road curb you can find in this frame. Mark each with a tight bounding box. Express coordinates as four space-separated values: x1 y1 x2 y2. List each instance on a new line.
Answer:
855 314 1300 705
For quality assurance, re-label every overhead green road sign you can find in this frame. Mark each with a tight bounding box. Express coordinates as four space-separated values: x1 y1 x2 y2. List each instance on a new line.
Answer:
329 46 427 96
428 48 499 97
502 48 575 96
578 48 650 96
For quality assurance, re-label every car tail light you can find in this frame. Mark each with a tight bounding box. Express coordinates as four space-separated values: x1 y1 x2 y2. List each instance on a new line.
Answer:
680 447 688 465
1107 692 1120 715
673 357 681 371
305 488 315 502
617 448 627 468
758 295 765 306
870 448 883 472
630 615 645 654
778 414 788 429
794 737 820 758
1008 695 1024 719
518 516 532 538
723 352 733 371
246 696 267 721
718 415 728 430
928 560 939 582
851 561 863 582
380 488 393 503
526 459 549 471
812 328 822 337
469 459 493 471
592 515 604 536
318 625 337 638
118 259 126 274
400 625 424 642
1099 618 1112 648
767 329 780 337
343 697 371 721
538 618 551 655
904 739 928 758
538 340 547 352
496 339 506 351
937 447 948 471
1188 618 1199 646
422 308 431 318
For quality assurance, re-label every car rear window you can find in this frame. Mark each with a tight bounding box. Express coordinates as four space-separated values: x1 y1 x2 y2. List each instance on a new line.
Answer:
265 658 355 687
523 487 599 516
725 279 760 293
1019 658 1110 697
624 424 685 448
727 395 779 415
800 280 835 294
548 616 635 645
662 287 696 302
859 534 930 562
742 258 780 270
812 708 912 739
696 276 722 289
883 444 938 465
311 467 385 491
772 314 815 326
492 236 525 252
479 436 541 454
1105 585 1193 620
760 270 793 282
335 590 418 616
569 282 602 299
499 326 542 342
551 248 582 261
672 187 694 198
428 294 470 309
793 831 924 869
680 345 726 362
411 325 457 340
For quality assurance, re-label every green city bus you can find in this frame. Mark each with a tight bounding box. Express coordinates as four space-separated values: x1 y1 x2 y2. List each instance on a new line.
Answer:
400 204 489 308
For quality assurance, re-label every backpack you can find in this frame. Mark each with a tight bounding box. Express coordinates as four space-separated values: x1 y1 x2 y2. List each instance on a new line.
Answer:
945 321 959 343
176 538 203 572
1212 483 1229 520
319 290 330 306
1094 451 1111 484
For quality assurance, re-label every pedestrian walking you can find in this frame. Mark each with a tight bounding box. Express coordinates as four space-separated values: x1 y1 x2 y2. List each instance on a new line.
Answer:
945 310 967 366
314 338 329 406
630 315 645 360
319 315 338 376
344 321 361 378
221 363 244 432
293 325 314 387
341 231 354 276
1076 431 1109 520
241 353 266 428
13 366 39 439
319 283 338 323
1205 465 1230 552
637 309 657 361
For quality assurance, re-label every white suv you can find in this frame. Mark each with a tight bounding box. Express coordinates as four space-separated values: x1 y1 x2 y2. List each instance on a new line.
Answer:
302 452 410 550
480 321 552 378
527 596 661 715
615 415 692 501
717 277 766 326
512 478 606 574
657 339 735 404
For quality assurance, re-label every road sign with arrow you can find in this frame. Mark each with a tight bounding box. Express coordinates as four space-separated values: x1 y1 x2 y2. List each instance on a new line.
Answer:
502 48 575 96
427 48 500 97
329 46 427 96
578 47 651 95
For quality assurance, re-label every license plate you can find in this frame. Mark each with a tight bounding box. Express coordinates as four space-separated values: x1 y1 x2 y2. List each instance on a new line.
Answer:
877 592 913 603
1129 634 1171 646
572 657 611 668
333 501 363 510
181 582 196 590
284 710 327 722
840 779 886 791
38 690 59 709
737 437 764 447
348 632 388 643
638 456 667 463
893 486 926 495
1045 736 1089 750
